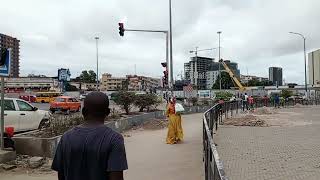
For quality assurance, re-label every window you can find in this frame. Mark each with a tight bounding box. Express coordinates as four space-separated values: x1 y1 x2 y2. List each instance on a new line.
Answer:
17 100 33 111
55 98 65 102
0 100 16 111
72 98 78 102
68 98 73 102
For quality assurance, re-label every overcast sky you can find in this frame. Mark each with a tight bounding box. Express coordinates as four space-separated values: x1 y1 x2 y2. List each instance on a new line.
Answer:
1 0 319 84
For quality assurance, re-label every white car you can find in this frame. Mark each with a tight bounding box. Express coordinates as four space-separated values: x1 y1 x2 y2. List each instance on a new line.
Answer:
1 98 51 132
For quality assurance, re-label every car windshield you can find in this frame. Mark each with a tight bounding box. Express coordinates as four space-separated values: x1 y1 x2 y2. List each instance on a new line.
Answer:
55 98 65 102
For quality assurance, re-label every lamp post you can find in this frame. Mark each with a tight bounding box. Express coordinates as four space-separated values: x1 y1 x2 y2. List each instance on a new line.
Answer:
217 31 222 90
95 37 99 91
289 32 307 95
169 0 173 89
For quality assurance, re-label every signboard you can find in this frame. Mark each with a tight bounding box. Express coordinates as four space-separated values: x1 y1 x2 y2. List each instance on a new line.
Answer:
58 68 71 82
0 48 11 77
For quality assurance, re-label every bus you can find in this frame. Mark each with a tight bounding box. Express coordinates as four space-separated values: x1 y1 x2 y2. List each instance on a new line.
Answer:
35 92 62 103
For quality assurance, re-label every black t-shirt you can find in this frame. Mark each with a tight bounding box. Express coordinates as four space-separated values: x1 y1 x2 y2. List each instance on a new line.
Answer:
52 125 128 180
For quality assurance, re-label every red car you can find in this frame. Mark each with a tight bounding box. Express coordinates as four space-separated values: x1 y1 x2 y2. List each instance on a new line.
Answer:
50 96 81 113
19 95 36 103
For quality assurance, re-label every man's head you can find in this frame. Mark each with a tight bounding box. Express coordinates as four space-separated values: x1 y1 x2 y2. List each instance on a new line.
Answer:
82 92 110 122
245 93 247 95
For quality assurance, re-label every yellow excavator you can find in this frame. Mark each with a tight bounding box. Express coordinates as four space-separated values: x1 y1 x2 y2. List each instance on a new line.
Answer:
219 59 246 92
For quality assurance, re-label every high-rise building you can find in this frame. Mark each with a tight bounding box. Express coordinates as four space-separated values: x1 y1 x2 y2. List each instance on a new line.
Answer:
269 67 283 86
184 56 240 90
184 56 213 90
308 49 320 85
0 33 20 77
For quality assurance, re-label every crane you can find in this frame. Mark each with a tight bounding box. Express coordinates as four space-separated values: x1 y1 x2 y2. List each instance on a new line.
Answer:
219 59 246 92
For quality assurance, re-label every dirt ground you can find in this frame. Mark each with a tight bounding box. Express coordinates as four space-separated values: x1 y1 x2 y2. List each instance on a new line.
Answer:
1 114 204 180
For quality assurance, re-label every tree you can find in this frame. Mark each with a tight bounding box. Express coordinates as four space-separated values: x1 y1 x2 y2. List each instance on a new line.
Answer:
215 91 234 101
79 70 96 83
134 94 159 112
113 91 136 115
281 89 293 98
212 72 234 89
248 79 273 87
65 83 78 91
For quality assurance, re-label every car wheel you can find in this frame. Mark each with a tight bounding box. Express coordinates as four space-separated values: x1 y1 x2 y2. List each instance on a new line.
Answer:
38 119 50 129
50 109 56 114
41 100 45 103
65 109 70 115
77 107 81 112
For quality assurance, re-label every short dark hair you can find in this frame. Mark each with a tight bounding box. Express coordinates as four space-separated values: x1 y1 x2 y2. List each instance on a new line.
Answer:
82 92 110 120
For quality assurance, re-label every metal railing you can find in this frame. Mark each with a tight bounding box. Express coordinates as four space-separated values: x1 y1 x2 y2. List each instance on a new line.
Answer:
203 99 320 180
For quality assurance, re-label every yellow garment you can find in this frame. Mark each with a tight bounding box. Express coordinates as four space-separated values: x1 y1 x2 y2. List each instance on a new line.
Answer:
166 103 184 144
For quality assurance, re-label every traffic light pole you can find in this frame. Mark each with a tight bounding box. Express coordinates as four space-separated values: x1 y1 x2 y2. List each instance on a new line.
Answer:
124 29 170 89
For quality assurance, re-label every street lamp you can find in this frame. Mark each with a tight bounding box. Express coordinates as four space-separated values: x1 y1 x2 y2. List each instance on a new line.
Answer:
169 0 173 89
217 31 222 90
95 37 99 91
289 32 307 95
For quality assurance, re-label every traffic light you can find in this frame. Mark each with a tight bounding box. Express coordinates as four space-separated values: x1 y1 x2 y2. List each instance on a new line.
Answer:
0 48 8 66
118 23 125 37
161 62 167 68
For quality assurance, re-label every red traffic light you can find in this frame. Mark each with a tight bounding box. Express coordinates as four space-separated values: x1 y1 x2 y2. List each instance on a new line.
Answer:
118 23 125 37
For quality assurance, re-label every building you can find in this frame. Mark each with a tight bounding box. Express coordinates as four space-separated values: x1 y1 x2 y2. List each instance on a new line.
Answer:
69 82 100 91
184 56 214 90
184 56 240 90
126 75 160 91
308 49 320 85
240 75 269 84
0 33 20 77
4 77 59 93
100 73 127 91
206 71 219 89
269 67 283 86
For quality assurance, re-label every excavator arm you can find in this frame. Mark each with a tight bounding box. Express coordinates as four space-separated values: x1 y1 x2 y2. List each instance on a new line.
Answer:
219 60 246 91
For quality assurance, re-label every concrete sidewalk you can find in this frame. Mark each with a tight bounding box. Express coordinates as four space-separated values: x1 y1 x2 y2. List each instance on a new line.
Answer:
1 113 204 180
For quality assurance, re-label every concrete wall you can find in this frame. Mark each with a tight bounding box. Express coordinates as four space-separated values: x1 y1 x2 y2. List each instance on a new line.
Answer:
13 106 210 158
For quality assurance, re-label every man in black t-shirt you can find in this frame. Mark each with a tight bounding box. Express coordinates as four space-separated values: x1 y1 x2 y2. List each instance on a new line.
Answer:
52 92 128 180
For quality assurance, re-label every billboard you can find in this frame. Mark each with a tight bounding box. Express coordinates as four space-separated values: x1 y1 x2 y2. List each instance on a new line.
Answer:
0 48 11 76
58 68 71 81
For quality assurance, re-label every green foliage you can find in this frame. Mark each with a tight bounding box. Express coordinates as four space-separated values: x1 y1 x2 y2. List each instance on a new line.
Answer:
212 72 234 89
65 83 78 91
113 91 136 115
79 70 97 83
281 89 293 98
188 97 198 106
134 94 159 112
215 91 233 101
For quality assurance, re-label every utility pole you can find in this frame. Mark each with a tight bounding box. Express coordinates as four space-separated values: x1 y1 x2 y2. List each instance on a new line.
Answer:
217 31 222 91
169 0 174 89
95 36 99 91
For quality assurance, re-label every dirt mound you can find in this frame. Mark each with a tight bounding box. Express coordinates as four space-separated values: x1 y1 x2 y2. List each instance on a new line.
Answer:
224 115 267 127
253 107 276 115
142 119 168 130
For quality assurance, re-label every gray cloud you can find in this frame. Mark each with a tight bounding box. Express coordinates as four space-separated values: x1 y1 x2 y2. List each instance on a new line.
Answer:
0 0 319 85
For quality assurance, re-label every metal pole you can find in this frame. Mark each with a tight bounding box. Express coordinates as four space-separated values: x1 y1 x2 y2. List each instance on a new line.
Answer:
304 38 307 95
218 32 221 90
169 0 173 89
95 37 99 91
0 77 4 150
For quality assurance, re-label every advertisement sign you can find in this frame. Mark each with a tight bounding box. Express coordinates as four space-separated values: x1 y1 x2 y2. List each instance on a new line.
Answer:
58 68 71 82
0 48 11 77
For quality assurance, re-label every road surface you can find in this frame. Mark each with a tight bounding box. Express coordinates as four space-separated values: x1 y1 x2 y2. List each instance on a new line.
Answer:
1 113 204 180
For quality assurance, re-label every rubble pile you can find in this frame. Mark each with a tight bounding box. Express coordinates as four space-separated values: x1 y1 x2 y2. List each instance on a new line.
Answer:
253 107 276 115
224 115 267 127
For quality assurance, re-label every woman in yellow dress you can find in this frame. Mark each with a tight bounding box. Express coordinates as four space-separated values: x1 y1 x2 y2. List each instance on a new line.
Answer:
166 97 184 144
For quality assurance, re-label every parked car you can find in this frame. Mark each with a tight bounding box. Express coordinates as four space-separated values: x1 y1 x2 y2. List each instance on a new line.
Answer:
50 96 82 114
19 95 36 103
79 94 87 101
1 98 51 132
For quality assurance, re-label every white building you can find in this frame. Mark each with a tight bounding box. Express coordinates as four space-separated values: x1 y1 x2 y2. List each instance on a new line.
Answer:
308 49 320 85
206 71 220 89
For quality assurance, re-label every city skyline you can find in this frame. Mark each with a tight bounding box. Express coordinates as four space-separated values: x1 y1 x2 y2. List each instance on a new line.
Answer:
1 0 320 84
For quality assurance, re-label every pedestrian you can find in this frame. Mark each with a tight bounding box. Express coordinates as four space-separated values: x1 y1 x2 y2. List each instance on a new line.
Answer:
274 94 280 108
52 92 128 180
242 93 249 111
248 96 254 110
166 97 184 144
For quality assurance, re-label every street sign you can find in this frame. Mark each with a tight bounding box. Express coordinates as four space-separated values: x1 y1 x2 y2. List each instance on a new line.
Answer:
0 48 11 76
